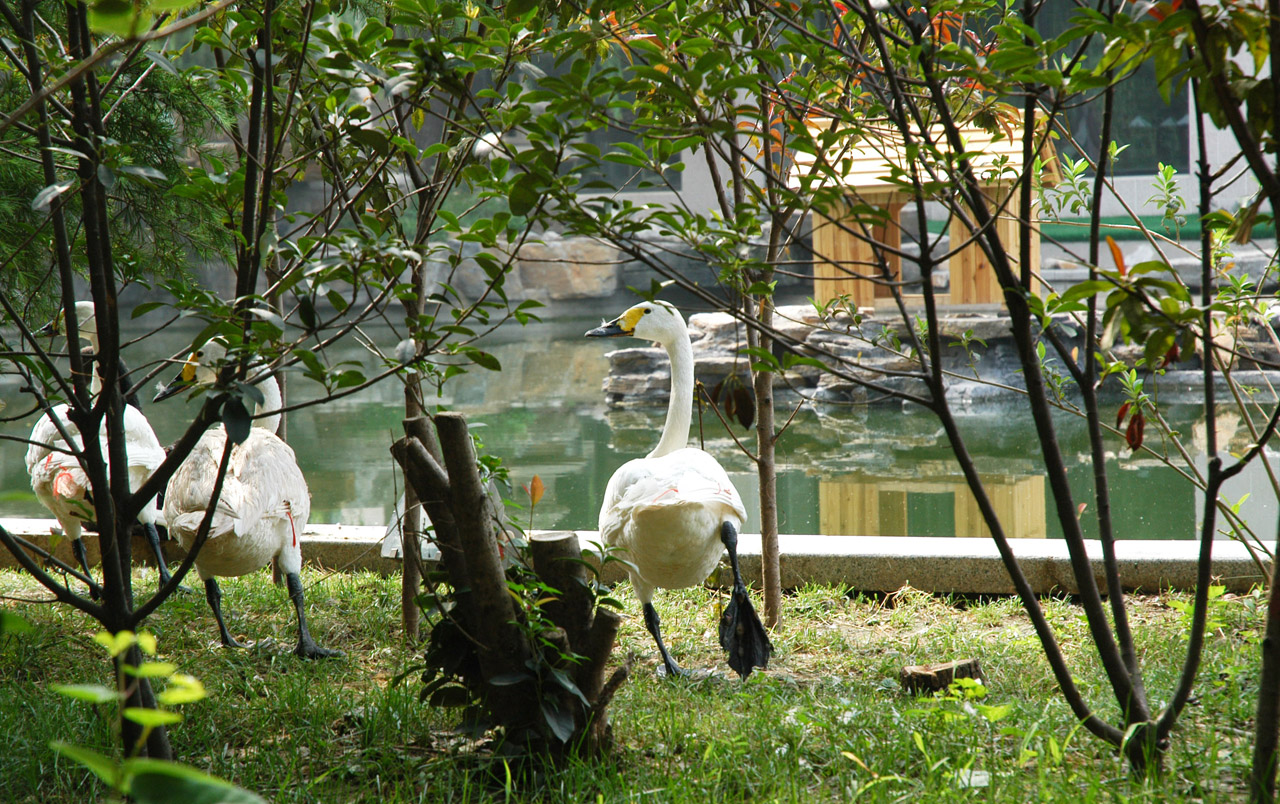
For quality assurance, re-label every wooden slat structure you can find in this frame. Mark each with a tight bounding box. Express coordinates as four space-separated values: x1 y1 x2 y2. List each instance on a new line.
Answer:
818 472 1047 539
793 115 1058 309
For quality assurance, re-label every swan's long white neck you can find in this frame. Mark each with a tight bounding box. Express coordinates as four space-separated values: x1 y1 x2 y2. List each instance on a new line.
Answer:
254 372 283 435
649 328 694 458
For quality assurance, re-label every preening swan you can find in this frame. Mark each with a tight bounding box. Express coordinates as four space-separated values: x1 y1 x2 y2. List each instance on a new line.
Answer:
587 301 772 678
25 301 174 592
154 341 341 659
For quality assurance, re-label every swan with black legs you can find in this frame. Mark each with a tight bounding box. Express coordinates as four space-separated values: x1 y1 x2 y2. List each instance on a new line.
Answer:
586 301 772 679
25 301 175 593
153 341 341 659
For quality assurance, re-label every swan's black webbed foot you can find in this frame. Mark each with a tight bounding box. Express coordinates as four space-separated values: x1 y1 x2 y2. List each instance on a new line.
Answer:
718 521 773 679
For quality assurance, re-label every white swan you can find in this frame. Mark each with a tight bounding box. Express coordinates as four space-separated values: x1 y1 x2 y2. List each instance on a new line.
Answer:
587 301 772 678
153 341 340 658
25 301 173 592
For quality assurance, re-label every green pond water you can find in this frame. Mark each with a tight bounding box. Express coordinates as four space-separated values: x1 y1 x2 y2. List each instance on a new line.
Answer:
1 312 1271 542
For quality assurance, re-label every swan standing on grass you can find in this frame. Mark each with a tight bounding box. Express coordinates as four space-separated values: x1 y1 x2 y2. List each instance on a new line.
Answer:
25 302 176 592
587 301 773 679
153 341 341 659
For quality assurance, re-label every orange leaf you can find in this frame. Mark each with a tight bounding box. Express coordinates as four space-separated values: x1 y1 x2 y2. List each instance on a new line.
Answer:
527 475 545 507
1107 235 1126 276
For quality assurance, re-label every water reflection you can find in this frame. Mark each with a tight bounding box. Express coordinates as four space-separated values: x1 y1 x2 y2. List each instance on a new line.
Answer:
1 313 1271 540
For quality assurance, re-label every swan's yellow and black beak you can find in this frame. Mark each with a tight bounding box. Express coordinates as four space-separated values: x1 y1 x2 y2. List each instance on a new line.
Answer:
585 306 644 338
36 311 63 337
153 353 200 402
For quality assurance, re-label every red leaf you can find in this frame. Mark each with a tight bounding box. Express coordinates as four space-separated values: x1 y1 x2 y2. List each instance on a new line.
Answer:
732 386 756 429
709 378 725 404
1148 0 1181 22
1115 401 1130 429
1125 412 1145 452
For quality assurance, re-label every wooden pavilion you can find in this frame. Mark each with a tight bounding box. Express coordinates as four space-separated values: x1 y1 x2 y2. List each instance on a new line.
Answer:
792 115 1059 309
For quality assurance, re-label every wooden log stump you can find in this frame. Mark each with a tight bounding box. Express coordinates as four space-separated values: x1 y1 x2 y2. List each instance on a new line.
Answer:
899 658 984 694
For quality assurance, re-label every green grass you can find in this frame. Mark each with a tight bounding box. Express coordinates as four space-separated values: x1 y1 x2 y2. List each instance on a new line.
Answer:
0 567 1264 802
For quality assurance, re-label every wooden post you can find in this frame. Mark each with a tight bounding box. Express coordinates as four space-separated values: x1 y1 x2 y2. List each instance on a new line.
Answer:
529 531 627 751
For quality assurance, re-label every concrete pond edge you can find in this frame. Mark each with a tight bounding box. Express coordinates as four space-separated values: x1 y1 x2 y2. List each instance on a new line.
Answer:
1 518 1267 596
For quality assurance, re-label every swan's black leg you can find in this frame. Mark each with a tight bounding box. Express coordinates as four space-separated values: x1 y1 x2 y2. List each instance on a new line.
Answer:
718 521 773 679
204 578 247 648
142 523 191 594
70 537 98 599
643 602 687 678
286 572 343 659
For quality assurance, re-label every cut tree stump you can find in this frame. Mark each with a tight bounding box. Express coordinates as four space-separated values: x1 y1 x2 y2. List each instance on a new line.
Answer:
899 658 984 694
391 414 626 755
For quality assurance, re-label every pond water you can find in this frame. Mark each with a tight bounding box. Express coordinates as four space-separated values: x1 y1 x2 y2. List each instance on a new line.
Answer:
2 310 1273 542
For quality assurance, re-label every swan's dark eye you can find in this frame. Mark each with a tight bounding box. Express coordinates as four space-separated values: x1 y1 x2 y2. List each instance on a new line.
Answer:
195 350 203 358
642 308 651 315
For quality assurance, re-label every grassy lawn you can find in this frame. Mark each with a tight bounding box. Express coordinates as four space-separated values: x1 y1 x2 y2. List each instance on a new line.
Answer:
0 565 1263 802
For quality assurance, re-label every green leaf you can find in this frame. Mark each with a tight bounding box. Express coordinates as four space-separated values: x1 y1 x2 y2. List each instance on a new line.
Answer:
94 630 137 657
124 707 183 727
739 345 781 373
32 181 74 212
487 672 534 687
122 758 268 804
427 685 472 707
156 674 207 706
124 661 178 679
0 610 32 635
49 742 120 788
470 350 501 372
87 0 147 37
541 699 575 743
976 703 1012 722
508 173 540 216
222 398 252 445
505 0 538 20
119 165 167 183
130 301 167 319
51 683 123 704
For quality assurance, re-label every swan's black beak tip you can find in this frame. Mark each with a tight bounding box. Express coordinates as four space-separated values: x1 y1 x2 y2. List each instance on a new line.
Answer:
152 377 187 403
585 320 628 338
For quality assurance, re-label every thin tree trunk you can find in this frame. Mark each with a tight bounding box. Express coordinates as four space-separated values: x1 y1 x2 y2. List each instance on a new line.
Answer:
1253 534 1280 802
753 299 781 628
401 383 424 641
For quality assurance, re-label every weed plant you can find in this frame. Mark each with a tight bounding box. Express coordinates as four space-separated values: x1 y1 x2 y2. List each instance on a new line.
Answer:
0 568 1261 802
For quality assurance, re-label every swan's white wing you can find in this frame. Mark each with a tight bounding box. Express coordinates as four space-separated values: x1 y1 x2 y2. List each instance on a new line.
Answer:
120 405 165 472
25 405 80 473
164 426 310 577
224 429 310 540
599 447 746 597
26 406 93 529
164 428 238 545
